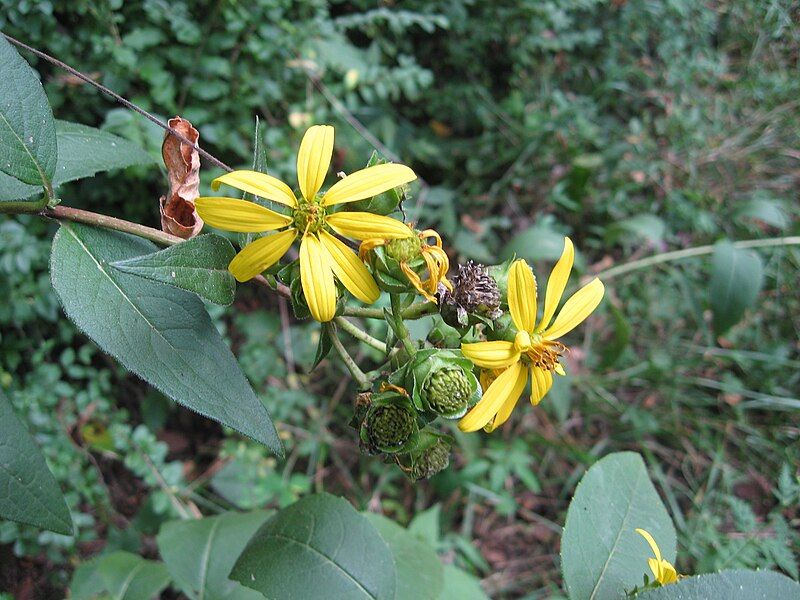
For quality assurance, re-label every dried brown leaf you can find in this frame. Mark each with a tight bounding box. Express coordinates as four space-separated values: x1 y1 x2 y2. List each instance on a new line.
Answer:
160 116 203 239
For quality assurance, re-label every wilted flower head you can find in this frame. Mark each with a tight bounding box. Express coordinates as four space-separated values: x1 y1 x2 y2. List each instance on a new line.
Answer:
439 260 502 327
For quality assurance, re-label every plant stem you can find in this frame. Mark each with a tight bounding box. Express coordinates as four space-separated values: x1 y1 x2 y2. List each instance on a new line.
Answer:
598 236 800 281
390 294 417 357
326 322 372 390
44 204 291 298
2 33 233 173
334 316 387 353
343 300 436 320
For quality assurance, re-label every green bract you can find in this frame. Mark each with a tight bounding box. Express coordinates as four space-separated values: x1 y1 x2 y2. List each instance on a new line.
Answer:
359 390 419 455
397 430 453 481
365 241 426 295
391 348 482 419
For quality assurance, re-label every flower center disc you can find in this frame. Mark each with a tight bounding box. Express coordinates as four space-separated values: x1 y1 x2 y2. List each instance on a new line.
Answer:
293 199 326 233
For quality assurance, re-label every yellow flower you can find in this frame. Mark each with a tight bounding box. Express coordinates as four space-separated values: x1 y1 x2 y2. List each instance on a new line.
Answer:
360 226 453 302
636 528 680 585
195 125 417 322
458 238 604 432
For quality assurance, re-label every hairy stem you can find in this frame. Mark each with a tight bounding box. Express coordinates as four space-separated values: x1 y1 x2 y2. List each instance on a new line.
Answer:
343 300 436 320
3 33 233 173
326 323 372 390
390 294 417 357
598 236 800 281
334 316 387 353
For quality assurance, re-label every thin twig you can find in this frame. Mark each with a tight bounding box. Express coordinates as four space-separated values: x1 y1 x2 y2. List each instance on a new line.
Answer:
3 33 233 173
598 236 800 281
334 316 387 353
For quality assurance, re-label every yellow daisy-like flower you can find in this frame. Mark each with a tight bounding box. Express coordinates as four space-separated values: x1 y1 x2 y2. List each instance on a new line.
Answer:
458 237 604 432
636 528 680 585
195 125 417 322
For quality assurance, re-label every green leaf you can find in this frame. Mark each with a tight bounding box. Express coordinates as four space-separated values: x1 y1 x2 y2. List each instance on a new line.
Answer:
157 511 270 600
363 512 444 600
438 565 489 600
50 120 155 185
0 388 72 535
408 504 441 548
70 551 171 600
501 222 567 263
0 34 56 187
111 234 236 305
1 120 156 202
636 569 800 600
709 240 764 335
50 222 283 456
561 452 676 600
231 493 396 599
312 321 334 369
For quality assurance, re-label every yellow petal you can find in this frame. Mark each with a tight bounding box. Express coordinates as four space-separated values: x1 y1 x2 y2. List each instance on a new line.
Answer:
461 341 520 369
321 163 416 206
538 237 574 332
508 259 537 333
542 278 604 340
326 212 412 241
196 197 292 232
636 528 664 564
530 367 553 405
318 230 379 304
648 558 663 582
228 229 296 282
212 170 297 208
297 125 334 200
300 234 337 322
458 362 527 432
659 561 679 584
484 370 528 432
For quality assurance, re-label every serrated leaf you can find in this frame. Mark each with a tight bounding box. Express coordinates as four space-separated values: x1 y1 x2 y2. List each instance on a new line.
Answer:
0 34 56 188
157 511 270 600
70 551 171 600
0 388 72 535
561 452 676 600
1 120 155 202
636 569 800 600
710 240 764 335
50 222 282 456
438 565 489 600
231 493 396 599
111 234 236 305
363 512 444 600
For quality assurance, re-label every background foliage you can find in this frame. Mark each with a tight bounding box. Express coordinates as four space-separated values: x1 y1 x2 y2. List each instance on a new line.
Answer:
0 0 798 597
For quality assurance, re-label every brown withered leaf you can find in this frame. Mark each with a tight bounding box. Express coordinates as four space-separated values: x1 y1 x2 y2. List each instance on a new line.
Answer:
160 116 203 239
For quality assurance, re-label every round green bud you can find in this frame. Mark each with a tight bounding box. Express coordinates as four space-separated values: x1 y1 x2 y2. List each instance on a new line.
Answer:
364 403 416 454
385 235 422 263
423 367 471 418
410 439 451 481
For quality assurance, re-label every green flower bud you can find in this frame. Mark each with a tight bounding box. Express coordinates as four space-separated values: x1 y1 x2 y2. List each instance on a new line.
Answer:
360 391 418 454
385 235 422 263
423 367 472 418
343 152 406 215
390 348 481 419
397 430 452 481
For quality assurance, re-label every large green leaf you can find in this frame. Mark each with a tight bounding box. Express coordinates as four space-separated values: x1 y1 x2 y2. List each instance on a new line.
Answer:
438 566 489 600
231 493 396 599
0 388 72 535
112 234 236 305
70 551 171 600
50 222 282 456
157 511 270 600
710 240 764 335
0 34 56 188
636 569 800 600
363 512 444 600
561 452 676 600
0 120 155 202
